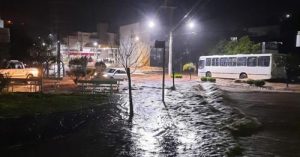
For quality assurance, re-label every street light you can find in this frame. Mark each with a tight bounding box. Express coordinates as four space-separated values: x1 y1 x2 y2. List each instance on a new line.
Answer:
168 20 197 76
135 36 140 41
93 41 98 47
285 13 292 19
148 20 155 28
187 20 195 29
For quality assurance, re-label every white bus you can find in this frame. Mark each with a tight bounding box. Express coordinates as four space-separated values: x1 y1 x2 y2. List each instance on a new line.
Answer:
198 53 286 79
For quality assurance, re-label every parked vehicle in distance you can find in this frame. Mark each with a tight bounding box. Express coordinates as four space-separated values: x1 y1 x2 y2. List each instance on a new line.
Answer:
198 53 286 80
43 62 64 78
103 68 127 80
0 60 39 78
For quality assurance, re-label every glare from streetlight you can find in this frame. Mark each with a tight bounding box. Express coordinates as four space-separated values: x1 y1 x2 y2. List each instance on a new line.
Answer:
93 42 98 47
285 13 291 19
148 20 155 28
187 20 195 29
135 36 140 41
42 42 46 46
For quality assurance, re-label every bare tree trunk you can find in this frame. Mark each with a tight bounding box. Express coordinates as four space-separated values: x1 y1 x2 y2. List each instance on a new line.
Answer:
127 68 134 118
189 72 191 80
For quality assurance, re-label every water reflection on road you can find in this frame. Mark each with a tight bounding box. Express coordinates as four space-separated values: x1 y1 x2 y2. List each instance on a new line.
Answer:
117 81 238 156
3 81 240 157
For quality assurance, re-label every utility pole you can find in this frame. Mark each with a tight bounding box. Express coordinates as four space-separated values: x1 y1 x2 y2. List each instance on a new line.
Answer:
57 40 61 78
155 40 166 102
160 0 176 76
168 31 173 76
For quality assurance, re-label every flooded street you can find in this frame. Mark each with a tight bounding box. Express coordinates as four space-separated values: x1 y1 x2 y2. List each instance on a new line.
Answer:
2 79 245 157
225 92 300 157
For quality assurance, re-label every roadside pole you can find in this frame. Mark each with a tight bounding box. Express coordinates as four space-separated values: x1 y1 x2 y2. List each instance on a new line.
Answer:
155 41 166 102
57 41 61 78
172 68 175 90
162 44 165 102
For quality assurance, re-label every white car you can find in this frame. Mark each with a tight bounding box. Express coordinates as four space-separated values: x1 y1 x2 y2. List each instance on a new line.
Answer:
0 60 39 78
103 68 127 80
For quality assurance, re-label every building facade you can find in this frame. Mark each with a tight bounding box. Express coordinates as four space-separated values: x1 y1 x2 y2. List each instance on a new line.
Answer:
0 17 10 64
61 24 118 69
119 22 151 67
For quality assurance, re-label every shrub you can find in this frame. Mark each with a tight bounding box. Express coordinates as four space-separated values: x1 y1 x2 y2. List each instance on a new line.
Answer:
0 75 10 92
207 77 216 82
246 79 255 85
234 79 243 83
254 80 265 87
68 57 88 83
201 77 208 81
201 77 216 82
171 73 182 78
183 63 196 80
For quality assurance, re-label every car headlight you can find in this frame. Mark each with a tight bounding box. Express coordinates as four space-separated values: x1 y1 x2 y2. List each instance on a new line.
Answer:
103 74 108 77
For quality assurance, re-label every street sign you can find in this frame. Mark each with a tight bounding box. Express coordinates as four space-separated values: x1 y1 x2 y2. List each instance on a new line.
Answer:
155 40 165 48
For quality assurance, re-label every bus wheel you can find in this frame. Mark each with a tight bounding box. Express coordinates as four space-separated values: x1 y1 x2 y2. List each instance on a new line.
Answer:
206 71 212 77
239 73 248 79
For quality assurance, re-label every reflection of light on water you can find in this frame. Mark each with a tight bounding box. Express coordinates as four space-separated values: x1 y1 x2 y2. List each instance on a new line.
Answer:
132 127 158 152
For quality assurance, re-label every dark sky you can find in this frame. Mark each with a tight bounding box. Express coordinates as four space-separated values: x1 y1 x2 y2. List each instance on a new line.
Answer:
1 0 300 36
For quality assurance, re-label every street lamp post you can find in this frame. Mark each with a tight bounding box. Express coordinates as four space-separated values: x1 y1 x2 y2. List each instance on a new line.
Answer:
168 31 173 76
168 20 196 76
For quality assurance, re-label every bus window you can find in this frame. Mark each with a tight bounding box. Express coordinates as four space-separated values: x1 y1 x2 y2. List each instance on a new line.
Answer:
237 57 247 66
206 58 211 66
247 57 257 67
220 58 227 66
212 58 219 66
228 57 237 66
258 56 270 67
212 58 215 66
199 60 205 69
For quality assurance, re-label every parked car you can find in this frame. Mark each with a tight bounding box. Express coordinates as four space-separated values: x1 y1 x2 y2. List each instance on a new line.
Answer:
44 62 64 78
0 60 39 78
103 68 127 80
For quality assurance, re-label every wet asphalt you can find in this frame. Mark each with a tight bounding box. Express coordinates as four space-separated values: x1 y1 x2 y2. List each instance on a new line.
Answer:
224 91 300 157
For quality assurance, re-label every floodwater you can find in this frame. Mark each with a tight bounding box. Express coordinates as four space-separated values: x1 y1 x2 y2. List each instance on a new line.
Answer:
225 92 300 157
2 81 245 157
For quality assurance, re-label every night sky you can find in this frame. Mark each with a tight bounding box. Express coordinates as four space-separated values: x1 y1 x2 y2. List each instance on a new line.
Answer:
1 0 300 61
1 0 299 36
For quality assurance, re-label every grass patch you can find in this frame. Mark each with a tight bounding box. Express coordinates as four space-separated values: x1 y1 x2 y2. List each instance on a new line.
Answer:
0 93 108 117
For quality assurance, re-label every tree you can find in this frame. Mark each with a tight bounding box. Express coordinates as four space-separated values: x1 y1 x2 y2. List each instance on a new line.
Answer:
94 61 107 79
183 62 196 80
209 39 228 55
29 37 57 77
68 57 88 84
114 35 150 118
210 36 260 55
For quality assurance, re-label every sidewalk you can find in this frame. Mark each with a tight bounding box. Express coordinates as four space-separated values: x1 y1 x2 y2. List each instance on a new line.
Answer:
216 78 300 93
